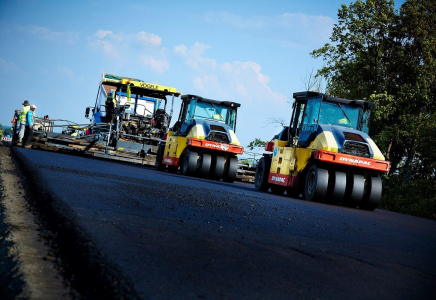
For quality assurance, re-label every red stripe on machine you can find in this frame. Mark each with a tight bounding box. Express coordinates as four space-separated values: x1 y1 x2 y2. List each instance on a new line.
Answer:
187 138 244 154
314 150 390 172
163 156 179 166
268 173 295 187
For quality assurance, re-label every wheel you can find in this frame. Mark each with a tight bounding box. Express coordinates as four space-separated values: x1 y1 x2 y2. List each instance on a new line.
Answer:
182 149 198 176
325 170 346 205
255 156 271 192
211 156 225 180
223 157 238 183
198 153 211 177
343 173 365 207
271 185 286 195
286 187 301 199
155 145 165 171
360 175 382 211
304 165 329 202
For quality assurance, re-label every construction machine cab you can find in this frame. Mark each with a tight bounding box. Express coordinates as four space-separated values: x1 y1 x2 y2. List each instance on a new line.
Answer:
88 73 181 144
289 91 374 147
174 94 240 138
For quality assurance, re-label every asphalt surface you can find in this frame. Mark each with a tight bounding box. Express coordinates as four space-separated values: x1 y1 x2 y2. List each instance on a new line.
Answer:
7 147 436 299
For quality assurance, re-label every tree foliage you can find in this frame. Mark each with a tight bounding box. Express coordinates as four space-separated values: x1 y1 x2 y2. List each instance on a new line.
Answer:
247 138 267 151
311 0 436 218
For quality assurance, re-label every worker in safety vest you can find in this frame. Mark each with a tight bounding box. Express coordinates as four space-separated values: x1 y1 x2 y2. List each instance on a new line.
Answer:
71 130 78 137
22 104 37 148
18 100 30 144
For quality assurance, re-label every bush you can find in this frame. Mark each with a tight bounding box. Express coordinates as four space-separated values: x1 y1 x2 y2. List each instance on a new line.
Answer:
379 175 436 220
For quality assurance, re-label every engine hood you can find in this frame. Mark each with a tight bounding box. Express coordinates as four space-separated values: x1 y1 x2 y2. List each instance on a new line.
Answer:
185 119 240 145
310 124 385 160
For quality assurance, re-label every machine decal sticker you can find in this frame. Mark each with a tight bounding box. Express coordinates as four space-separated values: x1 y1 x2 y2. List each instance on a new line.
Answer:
271 176 285 183
339 157 372 165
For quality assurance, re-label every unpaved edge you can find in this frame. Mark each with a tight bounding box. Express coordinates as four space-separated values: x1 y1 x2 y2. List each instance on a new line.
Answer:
0 143 72 299
8 143 141 300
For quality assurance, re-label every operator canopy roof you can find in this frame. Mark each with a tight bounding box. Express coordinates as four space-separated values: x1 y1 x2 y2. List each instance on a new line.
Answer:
101 73 182 99
293 91 375 108
182 94 241 108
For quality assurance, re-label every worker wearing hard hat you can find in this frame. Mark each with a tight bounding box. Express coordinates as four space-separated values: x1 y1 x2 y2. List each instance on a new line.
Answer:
18 100 30 144
22 104 37 149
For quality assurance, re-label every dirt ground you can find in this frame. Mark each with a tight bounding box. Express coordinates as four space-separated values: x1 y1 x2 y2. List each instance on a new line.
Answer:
0 142 71 299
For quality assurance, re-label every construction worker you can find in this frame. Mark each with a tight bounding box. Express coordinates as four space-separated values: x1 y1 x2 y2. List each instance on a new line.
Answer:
71 129 78 137
22 104 37 148
18 100 30 144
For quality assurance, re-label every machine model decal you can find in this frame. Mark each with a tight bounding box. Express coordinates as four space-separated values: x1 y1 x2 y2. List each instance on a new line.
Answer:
188 138 243 154
271 176 285 183
314 150 390 172
140 82 159 90
339 157 371 165
205 143 229 151
267 173 294 187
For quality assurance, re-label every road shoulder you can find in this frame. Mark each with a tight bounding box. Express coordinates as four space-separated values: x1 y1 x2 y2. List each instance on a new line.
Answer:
0 143 71 299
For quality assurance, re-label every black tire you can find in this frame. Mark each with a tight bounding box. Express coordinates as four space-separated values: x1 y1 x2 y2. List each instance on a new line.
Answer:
182 149 198 176
286 187 301 199
255 156 271 192
325 170 346 204
198 153 212 177
155 145 165 171
223 157 238 183
304 164 329 202
271 185 286 195
360 175 382 211
211 156 225 180
343 173 365 207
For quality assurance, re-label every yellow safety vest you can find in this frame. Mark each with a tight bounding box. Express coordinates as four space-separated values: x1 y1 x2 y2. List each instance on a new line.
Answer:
19 106 30 122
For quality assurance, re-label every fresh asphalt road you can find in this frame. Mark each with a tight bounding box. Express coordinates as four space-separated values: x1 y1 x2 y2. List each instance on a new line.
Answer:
12 148 436 299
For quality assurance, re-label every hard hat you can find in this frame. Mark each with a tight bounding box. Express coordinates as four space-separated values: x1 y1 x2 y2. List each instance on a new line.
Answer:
31 105 37 109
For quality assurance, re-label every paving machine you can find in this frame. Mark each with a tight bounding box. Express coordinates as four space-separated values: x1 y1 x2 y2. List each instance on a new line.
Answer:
85 73 181 160
155 94 243 182
255 91 390 210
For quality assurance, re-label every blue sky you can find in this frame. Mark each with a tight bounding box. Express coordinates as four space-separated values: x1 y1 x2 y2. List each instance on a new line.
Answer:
0 0 405 153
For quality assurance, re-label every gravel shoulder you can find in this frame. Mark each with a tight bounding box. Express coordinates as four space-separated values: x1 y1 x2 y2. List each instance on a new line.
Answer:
0 142 71 299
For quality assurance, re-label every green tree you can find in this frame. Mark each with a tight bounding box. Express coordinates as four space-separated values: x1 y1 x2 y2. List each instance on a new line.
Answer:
247 138 267 151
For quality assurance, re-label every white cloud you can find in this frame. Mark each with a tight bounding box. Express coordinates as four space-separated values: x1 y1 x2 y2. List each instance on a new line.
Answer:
91 30 161 48
193 75 221 92
204 11 266 29
89 30 168 73
174 44 187 54
135 31 161 47
18 25 79 44
89 39 120 59
95 30 112 39
204 11 335 44
0 57 19 72
141 56 169 74
175 42 287 107
236 82 247 96
278 13 335 42
57 65 74 77
174 42 217 71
